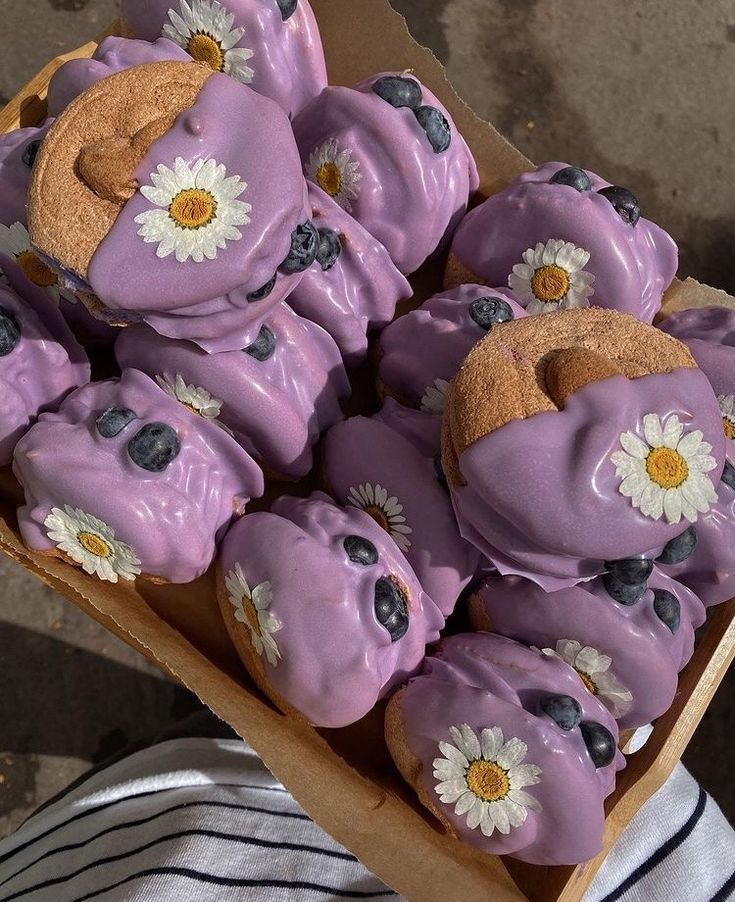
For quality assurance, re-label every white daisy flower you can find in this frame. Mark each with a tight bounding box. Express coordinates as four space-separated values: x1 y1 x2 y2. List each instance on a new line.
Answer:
540 639 633 717
0 222 76 304
718 394 735 441
433 723 542 837
44 505 141 584
420 378 450 415
347 483 412 552
305 139 362 213
508 238 595 315
225 563 281 666
135 157 251 264
156 373 224 421
163 0 254 82
611 412 718 525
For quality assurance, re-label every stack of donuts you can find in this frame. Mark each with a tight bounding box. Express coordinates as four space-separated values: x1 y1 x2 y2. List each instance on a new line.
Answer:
1 0 733 868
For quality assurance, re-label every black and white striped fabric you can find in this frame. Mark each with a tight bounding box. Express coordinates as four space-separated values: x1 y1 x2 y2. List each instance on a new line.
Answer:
0 738 731 901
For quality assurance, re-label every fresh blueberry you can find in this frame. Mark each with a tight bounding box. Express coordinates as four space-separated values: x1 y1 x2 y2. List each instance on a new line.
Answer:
281 221 320 274
0 306 20 356
244 325 276 362
275 0 297 20
344 535 379 566
316 228 342 271
414 105 451 153
469 296 514 332
580 721 616 768
96 407 137 438
374 577 409 641
247 276 276 302
433 453 447 489
602 572 647 606
372 75 422 110
721 460 735 491
657 524 698 565
22 139 42 168
604 557 653 586
597 185 641 225
127 422 180 472
549 166 592 192
653 588 681 634
540 694 582 731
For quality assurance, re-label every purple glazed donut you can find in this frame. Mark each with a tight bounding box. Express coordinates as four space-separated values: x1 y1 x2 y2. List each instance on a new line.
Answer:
13 368 264 584
292 72 479 275
373 397 442 459
120 0 327 117
470 570 705 730
0 120 53 228
447 162 678 324
284 183 411 365
115 303 349 479
323 414 479 616
385 632 624 865
218 491 445 727
378 284 527 414
0 283 89 465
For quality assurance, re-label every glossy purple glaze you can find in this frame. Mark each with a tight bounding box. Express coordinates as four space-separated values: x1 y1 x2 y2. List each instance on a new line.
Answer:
292 73 479 275
219 492 444 727
14 369 264 583
450 162 678 323
659 307 735 400
474 570 705 729
451 370 726 590
323 415 479 616
285 183 411 365
115 304 349 478
379 285 527 411
0 120 53 227
396 633 623 865
373 397 442 458
120 0 327 117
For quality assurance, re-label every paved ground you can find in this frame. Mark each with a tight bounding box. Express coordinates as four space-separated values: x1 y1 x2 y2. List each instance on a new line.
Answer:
0 0 733 838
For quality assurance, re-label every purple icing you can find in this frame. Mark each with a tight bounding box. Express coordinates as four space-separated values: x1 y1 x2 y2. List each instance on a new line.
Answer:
396 633 623 865
292 72 479 275
285 183 411 365
219 491 444 727
379 285 527 411
659 307 735 401
450 162 678 323
373 397 442 458
451 369 726 590
0 119 53 227
323 414 479 616
120 0 327 117
115 303 349 478
14 368 264 583
474 570 705 729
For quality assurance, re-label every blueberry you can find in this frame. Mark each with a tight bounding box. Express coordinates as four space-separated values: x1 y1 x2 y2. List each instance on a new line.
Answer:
602 572 647 606
604 557 653 586
372 75 422 110
657 524 698 565
374 577 409 641
316 228 342 271
275 0 297 20
22 139 42 168
597 185 641 226
653 588 680 634
344 535 379 566
0 306 21 357
433 453 447 489
549 166 592 192
247 276 276 302
244 325 276 362
281 221 319 274
469 296 514 332
414 105 451 154
127 422 180 472
540 694 582 731
96 407 137 438
721 460 735 491
580 721 616 768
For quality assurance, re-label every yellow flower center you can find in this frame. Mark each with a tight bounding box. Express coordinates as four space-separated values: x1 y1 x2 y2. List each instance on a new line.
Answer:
77 531 112 559
723 417 735 441
15 250 58 288
169 188 218 230
530 264 569 303
187 32 225 71
243 597 261 636
645 446 689 489
576 669 598 694
316 161 343 198
363 504 390 532
465 759 510 803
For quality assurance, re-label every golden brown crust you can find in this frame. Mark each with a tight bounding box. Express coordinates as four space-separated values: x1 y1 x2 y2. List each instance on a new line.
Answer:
545 346 624 409
443 251 485 291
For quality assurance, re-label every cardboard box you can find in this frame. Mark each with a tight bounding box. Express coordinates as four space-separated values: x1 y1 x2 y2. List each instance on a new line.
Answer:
1 3 733 899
